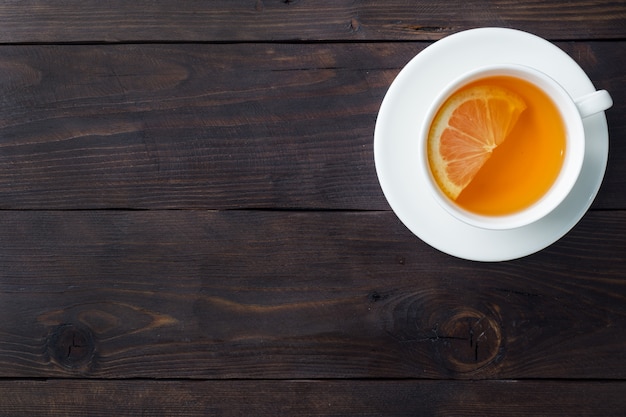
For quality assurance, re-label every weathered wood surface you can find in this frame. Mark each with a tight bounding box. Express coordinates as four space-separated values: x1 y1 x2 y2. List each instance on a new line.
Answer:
1 380 625 417
1 210 624 379
1 0 625 415
1 42 624 210
0 0 625 43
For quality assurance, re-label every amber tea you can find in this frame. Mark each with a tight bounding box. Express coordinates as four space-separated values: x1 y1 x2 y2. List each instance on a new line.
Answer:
428 75 566 216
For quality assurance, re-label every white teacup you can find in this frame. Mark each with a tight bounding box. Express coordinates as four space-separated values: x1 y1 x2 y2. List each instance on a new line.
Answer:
418 63 612 230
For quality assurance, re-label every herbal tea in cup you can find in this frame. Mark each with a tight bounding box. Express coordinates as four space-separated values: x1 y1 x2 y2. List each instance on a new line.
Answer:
420 64 612 230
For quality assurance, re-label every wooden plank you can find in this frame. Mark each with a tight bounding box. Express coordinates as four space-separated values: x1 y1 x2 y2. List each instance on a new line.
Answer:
0 42 624 210
0 42 404 210
1 379 625 416
0 210 624 379
0 0 625 43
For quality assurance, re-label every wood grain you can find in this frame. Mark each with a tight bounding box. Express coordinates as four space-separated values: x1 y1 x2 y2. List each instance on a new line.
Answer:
1 0 624 414
1 210 624 379
1 379 625 417
0 42 624 210
0 0 625 43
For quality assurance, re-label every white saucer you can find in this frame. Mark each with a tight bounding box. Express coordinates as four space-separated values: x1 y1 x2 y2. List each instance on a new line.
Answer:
374 28 609 261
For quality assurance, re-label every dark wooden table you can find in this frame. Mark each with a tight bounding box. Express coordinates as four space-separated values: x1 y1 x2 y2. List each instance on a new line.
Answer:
1 1 625 415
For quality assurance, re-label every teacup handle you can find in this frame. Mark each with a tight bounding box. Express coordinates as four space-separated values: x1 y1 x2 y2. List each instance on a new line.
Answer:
575 90 613 119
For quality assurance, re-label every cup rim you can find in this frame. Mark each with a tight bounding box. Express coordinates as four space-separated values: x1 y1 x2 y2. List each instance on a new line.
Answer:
418 63 586 230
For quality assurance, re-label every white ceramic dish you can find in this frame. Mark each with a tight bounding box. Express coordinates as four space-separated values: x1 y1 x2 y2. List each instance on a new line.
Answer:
374 27 609 261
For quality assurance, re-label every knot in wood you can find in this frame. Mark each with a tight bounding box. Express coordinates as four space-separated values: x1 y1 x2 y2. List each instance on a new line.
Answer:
368 290 385 303
47 324 95 370
437 308 502 373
